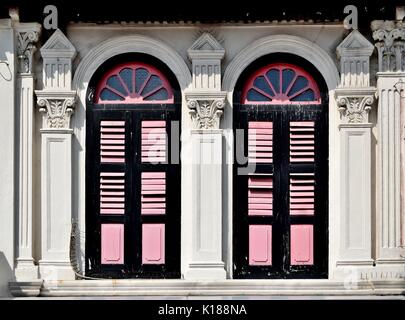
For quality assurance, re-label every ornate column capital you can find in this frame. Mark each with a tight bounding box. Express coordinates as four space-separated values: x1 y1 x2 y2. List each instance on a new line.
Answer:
36 91 76 129
15 23 41 74
35 29 77 130
335 88 376 124
371 20 405 72
185 92 226 129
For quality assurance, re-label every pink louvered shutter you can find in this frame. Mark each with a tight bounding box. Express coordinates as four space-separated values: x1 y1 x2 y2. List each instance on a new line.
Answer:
140 120 168 265
98 117 128 266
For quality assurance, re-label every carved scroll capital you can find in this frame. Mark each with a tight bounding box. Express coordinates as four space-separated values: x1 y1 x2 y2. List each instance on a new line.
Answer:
335 88 376 124
185 92 227 129
36 92 76 129
15 25 41 74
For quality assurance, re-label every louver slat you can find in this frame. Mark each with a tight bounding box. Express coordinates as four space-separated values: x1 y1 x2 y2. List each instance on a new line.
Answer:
141 172 166 215
289 121 315 162
248 121 273 163
100 172 125 214
100 120 126 163
248 175 273 216
141 121 166 163
289 173 315 215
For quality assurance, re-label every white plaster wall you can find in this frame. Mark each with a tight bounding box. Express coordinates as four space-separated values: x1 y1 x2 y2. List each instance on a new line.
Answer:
33 22 349 278
0 19 15 297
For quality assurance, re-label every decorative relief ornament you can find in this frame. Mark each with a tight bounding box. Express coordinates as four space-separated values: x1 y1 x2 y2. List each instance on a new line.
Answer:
36 93 76 129
336 95 374 124
372 20 405 72
16 30 40 74
187 98 225 129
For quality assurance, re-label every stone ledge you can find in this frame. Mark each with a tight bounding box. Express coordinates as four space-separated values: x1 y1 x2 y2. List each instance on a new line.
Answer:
29 279 405 297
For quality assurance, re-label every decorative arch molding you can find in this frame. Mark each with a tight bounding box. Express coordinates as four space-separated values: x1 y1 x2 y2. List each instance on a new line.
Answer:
222 34 340 92
73 34 192 93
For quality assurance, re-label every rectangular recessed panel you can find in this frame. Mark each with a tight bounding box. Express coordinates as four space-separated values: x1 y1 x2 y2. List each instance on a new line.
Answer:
100 172 125 214
248 174 273 216
249 225 272 265
289 173 315 215
141 172 166 214
101 224 124 264
141 120 167 163
248 121 273 163
100 120 126 163
142 224 165 264
290 225 314 265
290 121 315 162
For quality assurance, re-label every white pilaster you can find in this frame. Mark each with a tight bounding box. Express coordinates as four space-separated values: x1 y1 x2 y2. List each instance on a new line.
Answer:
372 20 405 266
334 30 377 274
184 32 227 279
35 29 77 280
0 18 17 297
14 22 41 281
185 130 226 279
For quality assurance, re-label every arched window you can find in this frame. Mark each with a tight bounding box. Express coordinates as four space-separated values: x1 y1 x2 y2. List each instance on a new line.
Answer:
241 63 321 104
95 62 174 104
233 61 328 280
86 59 180 279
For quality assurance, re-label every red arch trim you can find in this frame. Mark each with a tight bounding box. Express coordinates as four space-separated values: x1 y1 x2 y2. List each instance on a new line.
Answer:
241 63 321 105
95 62 174 104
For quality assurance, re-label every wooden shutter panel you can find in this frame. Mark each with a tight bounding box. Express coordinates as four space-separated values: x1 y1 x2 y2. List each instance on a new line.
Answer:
140 120 167 266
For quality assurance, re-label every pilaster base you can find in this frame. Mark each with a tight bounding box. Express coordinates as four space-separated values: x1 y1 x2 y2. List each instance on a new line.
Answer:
39 261 75 280
185 262 227 280
9 280 43 297
14 259 38 280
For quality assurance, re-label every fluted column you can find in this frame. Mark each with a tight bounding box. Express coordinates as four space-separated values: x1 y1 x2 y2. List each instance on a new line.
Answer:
372 20 405 265
14 23 41 281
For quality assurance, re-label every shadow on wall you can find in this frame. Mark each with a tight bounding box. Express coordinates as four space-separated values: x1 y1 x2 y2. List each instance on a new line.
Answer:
0 251 14 298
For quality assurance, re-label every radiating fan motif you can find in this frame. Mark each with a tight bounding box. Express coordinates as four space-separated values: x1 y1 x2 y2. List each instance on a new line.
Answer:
242 63 321 104
95 62 174 104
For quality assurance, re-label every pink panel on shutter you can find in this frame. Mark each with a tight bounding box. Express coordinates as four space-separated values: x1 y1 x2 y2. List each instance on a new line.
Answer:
141 121 166 163
289 173 315 215
100 120 125 163
290 225 314 265
141 172 166 214
289 121 315 162
248 175 273 216
101 224 124 264
248 121 273 163
249 225 272 265
142 224 165 264
100 172 125 214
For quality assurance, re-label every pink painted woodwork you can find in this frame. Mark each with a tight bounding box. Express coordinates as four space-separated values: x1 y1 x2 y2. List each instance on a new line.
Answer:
290 225 314 265
289 121 315 162
141 121 167 163
100 172 125 214
249 225 272 265
248 174 273 216
248 121 273 163
289 173 315 215
101 224 124 264
242 63 321 105
142 224 165 264
100 120 126 163
141 172 166 215
95 62 174 104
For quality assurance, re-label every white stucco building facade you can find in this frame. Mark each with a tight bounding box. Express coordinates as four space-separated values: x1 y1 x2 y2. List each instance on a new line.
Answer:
0 3 405 297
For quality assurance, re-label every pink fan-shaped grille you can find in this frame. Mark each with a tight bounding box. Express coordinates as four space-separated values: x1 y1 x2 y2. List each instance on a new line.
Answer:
242 63 321 105
95 62 174 104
